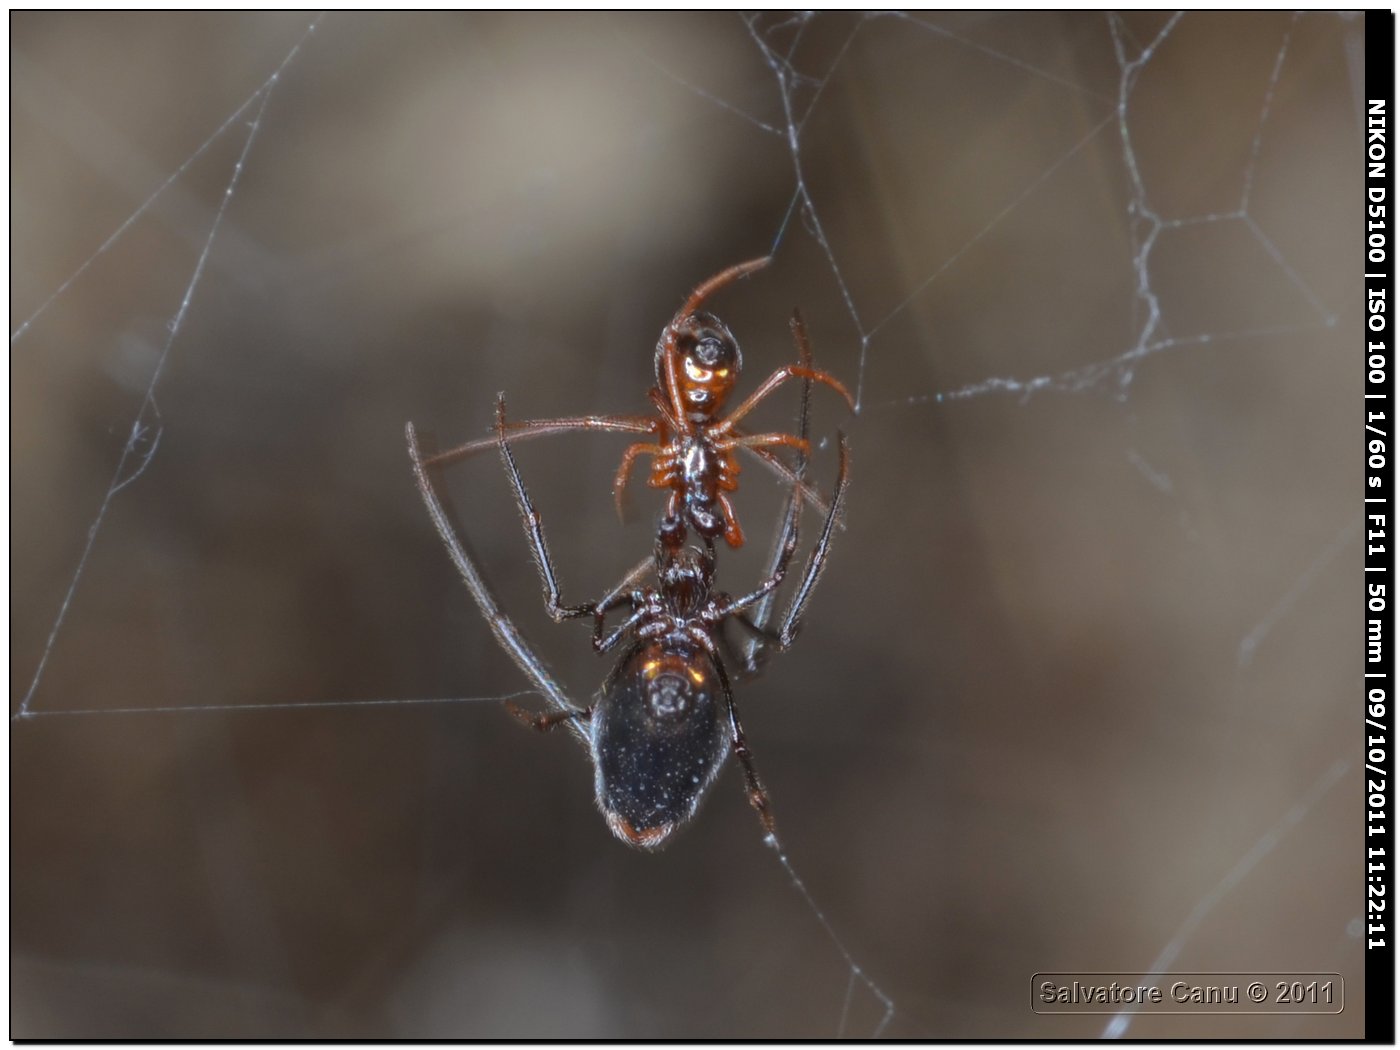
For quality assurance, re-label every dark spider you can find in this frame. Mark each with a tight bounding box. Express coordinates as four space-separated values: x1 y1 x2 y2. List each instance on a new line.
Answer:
406 324 850 848
421 259 854 549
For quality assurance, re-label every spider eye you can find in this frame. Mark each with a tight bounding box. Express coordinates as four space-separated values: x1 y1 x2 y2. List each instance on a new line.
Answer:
692 334 732 368
684 357 712 383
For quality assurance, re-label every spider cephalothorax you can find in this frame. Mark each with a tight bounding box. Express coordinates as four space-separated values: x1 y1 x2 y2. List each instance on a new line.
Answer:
655 311 741 423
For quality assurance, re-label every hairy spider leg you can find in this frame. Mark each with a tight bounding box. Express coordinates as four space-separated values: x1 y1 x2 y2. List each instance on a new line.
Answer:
707 478 804 620
428 401 835 524
740 310 852 671
717 656 775 834
609 389 681 523
727 435 849 675
740 309 814 672
428 409 837 523
493 395 676 634
612 441 669 520
586 556 656 652
501 547 655 733
505 702 593 733
425 414 658 468
772 432 850 648
406 422 590 744
410 417 659 740
493 397 600 623
716 432 812 455
711 363 855 435
591 596 654 655
675 256 773 323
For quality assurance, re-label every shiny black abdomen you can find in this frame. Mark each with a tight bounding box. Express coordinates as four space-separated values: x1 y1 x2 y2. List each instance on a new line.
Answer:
590 638 729 848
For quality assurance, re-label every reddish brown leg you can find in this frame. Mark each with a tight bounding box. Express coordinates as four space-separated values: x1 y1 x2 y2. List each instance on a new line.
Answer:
661 337 689 431
716 492 745 549
613 442 667 519
647 387 682 431
716 432 811 456
718 450 741 488
672 256 772 322
646 461 676 489
713 365 855 434
505 700 592 732
426 414 657 467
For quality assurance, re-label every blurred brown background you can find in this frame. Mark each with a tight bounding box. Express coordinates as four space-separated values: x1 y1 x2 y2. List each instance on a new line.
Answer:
11 12 1365 1038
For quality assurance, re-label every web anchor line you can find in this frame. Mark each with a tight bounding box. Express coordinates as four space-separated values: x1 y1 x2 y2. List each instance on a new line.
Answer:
764 832 897 1038
18 692 542 719
10 16 323 346
1102 758 1351 1039
13 18 320 723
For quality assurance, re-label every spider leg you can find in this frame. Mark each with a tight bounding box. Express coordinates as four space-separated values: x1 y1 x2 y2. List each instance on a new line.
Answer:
712 654 775 834
648 387 683 432
707 459 805 618
406 422 587 743
496 395 595 623
715 492 746 550
504 701 593 733
771 432 851 650
673 256 772 322
736 308 816 666
660 333 691 433
731 610 781 649
714 617 753 674
717 432 811 455
589 554 652 654
424 414 658 468
595 604 653 655
613 442 668 521
741 309 825 673
598 554 652 610
742 445 838 523
712 361 854 435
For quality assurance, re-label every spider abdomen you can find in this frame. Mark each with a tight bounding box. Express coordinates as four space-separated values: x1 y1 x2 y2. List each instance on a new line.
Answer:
677 437 725 538
591 639 729 850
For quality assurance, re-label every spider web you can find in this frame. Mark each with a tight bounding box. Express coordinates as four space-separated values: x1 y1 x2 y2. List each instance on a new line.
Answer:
10 11 1364 1038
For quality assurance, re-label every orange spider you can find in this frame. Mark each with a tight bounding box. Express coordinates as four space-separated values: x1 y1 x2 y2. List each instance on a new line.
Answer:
426 257 853 548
